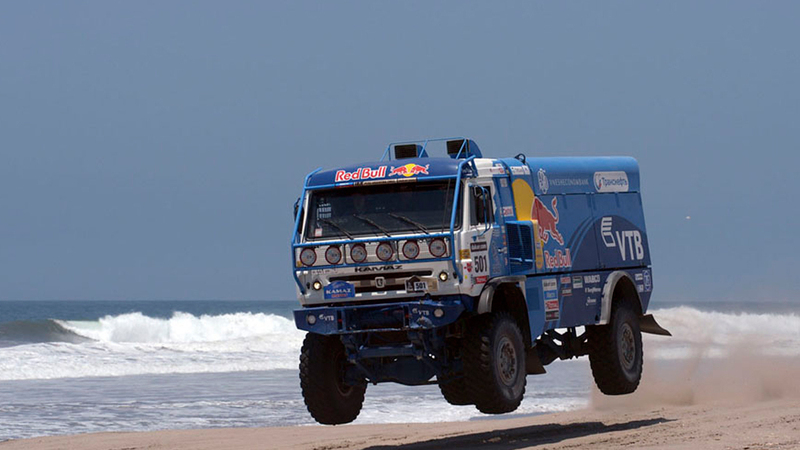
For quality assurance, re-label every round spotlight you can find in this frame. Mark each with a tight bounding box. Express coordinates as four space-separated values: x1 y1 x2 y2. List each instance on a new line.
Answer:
376 242 394 262
429 239 447 258
402 240 420 259
307 314 317 325
350 244 368 264
325 246 342 265
300 248 317 266
434 308 444 318
438 271 449 282
312 280 322 290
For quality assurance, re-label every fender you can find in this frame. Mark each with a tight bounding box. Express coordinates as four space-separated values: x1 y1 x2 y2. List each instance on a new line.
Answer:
477 276 526 314
598 270 640 325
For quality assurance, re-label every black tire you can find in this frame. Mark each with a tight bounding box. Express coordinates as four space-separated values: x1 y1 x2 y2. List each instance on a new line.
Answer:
299 333 366 425
463 312 527 414
438 374 472 406
587 300 643 395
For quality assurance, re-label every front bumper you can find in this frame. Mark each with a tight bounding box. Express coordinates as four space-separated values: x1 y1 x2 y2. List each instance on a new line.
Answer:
294 298 466 335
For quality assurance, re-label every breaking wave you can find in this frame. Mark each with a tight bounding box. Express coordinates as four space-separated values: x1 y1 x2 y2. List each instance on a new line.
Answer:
0 312 305 381
645 306 800 359
0 307 798 381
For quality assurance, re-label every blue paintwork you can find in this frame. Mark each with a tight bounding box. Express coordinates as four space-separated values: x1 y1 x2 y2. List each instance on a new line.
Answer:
290 139 654 386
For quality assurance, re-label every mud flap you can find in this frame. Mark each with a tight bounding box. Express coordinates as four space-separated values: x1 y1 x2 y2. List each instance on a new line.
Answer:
639 314 672 336
525 347 547 375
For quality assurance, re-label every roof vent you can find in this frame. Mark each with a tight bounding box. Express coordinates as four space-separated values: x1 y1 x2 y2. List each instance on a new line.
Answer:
395 144 426 159
446 139 482 159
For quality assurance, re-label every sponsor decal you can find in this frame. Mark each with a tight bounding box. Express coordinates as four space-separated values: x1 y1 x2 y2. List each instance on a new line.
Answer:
317 313 335 323
474 275 488 285
532 197 564 245
499 178 508 188
459 249 471 259
637 284 644 293
545 297 560 321
542 278 558 308
502 206 514 217
643 270 652 292
585 286 602 294
355 265 402 273
538 169 549 194
601 216 645 261
560 275 571 285
464 262 472 273
470 241 488 252
586 297 597 305
544 249 572 269
594 171 629 193
550 178 590 188
335 166 387 183
389 163 429 178
488 165 505 175
511 166 530 175
561 287 572 296
584 274 601 284
572 276 583 289
314 227 323 237
635 273 644 281
323 281 355 299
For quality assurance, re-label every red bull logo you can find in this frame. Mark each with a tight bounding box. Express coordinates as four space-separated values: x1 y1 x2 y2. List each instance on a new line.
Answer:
389 163 429 178
532 197 564 245
335 166 387 183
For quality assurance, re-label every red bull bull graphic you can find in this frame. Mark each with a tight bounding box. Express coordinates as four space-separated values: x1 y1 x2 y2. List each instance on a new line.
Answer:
335 166 387 183
389 163 429 178
532 197 564 245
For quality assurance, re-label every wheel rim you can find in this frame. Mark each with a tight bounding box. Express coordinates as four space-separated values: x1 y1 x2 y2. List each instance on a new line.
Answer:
619 323 636 371
496 336 518 386
334 349 354 397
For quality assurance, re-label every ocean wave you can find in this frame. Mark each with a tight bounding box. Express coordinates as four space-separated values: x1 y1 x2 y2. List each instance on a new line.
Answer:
1 307 798 381
0 312 305 381
57 311 298 344
645 306 800 359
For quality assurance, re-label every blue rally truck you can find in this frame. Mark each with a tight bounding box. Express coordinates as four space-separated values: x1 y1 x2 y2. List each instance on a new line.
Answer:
291 138 670 424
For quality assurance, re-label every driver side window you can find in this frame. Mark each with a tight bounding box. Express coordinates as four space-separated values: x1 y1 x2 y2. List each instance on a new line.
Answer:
470 185 494 226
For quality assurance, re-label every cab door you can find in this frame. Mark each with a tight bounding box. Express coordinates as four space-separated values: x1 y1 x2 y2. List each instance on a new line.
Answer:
462 180 507 296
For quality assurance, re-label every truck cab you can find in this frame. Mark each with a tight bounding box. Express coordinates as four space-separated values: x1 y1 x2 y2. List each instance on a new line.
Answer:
290 138 669 424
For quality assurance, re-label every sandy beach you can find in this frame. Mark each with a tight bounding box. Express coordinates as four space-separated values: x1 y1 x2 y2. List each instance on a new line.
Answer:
4 352 800 450
1 399 797 450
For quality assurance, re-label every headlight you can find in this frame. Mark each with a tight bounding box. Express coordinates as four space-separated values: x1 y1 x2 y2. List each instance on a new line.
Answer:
312 280 322 290
438 271 449 282
325 246 342 265
429 239 447 258
402 240 420 259
300 248 317 266
350 244 368 263
376 242 394 261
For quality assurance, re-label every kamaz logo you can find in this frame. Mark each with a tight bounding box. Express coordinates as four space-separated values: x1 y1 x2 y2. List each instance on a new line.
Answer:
355 265 402 273
601 217 644 261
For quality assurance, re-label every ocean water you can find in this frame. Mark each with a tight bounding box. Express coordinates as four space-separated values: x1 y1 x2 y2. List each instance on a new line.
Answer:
1 299 799 440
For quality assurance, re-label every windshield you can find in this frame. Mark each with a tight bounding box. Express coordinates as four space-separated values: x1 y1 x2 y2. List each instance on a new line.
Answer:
304 182 461 240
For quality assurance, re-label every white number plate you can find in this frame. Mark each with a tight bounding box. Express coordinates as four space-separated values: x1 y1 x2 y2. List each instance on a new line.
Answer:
405 280 428 293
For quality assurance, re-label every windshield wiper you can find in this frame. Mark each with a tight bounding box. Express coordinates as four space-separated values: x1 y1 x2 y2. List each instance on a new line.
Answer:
352 214 391 237
388 213 429 234
319 218 354 240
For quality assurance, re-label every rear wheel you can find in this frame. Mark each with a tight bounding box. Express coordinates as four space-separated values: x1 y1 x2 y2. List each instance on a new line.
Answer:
299 333 366 425
463 312 527 414
587 300 643 395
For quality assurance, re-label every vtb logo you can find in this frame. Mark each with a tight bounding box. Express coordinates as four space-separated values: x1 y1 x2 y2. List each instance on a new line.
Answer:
601 216 644 261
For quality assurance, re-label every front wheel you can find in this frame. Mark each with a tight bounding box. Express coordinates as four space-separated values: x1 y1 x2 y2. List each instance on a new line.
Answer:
463 312 527 414
587 301 643 395
299 333 366 425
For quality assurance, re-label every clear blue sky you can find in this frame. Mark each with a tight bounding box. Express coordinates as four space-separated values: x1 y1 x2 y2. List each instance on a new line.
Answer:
1 2 798 302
